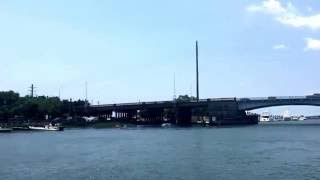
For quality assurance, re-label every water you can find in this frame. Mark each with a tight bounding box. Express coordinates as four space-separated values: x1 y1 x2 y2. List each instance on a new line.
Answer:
1 121 320 180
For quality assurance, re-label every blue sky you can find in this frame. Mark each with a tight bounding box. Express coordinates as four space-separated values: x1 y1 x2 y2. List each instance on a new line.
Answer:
1 0 320 114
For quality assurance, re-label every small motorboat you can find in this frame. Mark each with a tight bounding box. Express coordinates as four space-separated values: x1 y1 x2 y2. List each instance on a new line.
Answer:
0 127 13 133
161 123 172 128
29 123 64 131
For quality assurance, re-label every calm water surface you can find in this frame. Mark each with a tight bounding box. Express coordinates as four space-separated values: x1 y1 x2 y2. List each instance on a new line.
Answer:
1 121 320 180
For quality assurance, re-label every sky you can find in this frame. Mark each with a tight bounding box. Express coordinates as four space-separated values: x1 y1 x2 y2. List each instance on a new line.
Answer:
0 0 320 115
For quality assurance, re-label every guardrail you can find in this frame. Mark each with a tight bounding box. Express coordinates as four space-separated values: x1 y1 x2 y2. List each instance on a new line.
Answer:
237 96 307 101
91 96 313 108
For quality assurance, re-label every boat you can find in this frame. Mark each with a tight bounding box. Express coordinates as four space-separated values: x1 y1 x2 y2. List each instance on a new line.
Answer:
29 123 64 131
260 112 270 122
0 127 13 133
283 110 291 121
161 123 172 128
298 116 306 121
292 116 299 121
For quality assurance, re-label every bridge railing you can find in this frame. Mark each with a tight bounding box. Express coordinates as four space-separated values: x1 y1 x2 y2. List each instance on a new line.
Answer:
90 98 239 108
90 100 174 108
237 96 307 101
91 96 313 108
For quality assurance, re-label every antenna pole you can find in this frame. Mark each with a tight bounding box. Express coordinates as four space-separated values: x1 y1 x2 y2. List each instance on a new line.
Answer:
196 41 199 101
59 86 61 99
85 81 88 112
85 81 88 101
173 73 176 100
30 84 35 98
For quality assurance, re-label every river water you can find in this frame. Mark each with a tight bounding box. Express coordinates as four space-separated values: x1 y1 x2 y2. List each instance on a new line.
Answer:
1 121 320 180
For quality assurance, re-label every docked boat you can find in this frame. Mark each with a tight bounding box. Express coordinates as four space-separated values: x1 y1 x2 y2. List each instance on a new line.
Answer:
260 112 270 122
29 123 64 131
0 127 13 133
283 110 291 121
299 116 306 121
161 123 172 128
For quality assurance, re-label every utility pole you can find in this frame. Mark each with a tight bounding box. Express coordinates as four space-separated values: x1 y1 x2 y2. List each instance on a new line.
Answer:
196 41 199 101
84 81 88 114
85 81 88 102
58 86 61 99
173 72 178 124
30 84 35 98
173 73 176 101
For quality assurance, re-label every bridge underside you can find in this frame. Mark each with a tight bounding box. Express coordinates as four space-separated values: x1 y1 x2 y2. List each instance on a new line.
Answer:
88 100 259 126
86 96 320 126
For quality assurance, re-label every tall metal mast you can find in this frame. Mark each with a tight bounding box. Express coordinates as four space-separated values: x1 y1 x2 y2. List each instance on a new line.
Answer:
30 84 35 98
85 81 88 101
84 81 88 112
173 73 176 101
196 41 199 101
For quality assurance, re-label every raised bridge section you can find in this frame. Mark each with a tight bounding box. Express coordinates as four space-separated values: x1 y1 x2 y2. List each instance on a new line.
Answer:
237 96 320 111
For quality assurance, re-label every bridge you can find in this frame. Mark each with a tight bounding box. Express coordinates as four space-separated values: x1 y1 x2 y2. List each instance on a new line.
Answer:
88 95 320 125
86 43 320 125
237 96 320 111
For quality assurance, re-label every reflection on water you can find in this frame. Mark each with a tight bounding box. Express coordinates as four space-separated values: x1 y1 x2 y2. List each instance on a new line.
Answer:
1 120 320 180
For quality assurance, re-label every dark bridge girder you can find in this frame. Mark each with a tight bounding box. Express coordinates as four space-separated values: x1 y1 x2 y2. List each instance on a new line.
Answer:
87 96 320 125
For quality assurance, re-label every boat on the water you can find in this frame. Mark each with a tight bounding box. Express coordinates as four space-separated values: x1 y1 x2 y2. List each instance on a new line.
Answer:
260 112 270 122
298 116 306 121
161 123 172 128
29 123 64 131
0 127 13 133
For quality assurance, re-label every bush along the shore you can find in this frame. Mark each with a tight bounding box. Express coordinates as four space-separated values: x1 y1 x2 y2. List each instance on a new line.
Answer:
0 90 88 122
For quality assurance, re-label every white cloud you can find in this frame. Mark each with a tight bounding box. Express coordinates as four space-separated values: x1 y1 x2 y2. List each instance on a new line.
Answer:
247 0 320 30
305 38 320 51
247 0 286 15
273 44 287 50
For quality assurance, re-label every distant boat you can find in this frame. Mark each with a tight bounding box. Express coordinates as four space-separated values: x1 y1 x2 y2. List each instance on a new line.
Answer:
283 110 291 121
299 116 306 121
0 127 12 133
29 123 64 131
260 112 270 122
291 116 299 121
161 123 172 128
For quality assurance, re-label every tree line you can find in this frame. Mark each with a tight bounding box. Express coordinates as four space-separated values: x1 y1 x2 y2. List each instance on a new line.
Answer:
0 91 88 120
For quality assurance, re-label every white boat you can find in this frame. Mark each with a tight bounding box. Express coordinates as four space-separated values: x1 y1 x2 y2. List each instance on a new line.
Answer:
298 116 306 121
29 123 64 131
260 112 270 122
161 123 172 128
283 110 291 121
